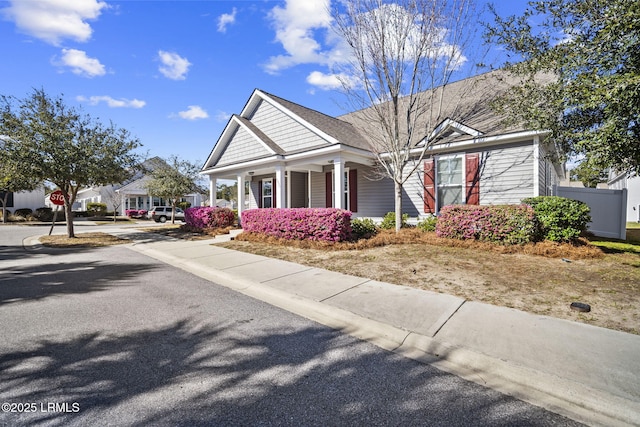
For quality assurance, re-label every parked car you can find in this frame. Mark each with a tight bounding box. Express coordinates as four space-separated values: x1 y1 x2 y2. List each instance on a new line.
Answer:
148 206 185 223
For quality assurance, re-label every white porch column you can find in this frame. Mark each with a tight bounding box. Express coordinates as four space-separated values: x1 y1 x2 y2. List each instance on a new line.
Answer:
286 170 291 208
532 136 540 197
237 174 245 225
275 165 286 208
333 156 344 209
307 169 312 208
209 176 217 207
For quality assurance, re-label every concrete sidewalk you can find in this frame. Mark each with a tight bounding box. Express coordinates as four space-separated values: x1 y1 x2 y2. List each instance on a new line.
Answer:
94 229 640 426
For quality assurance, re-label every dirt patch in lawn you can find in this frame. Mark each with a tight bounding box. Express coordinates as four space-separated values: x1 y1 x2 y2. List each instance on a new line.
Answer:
39 232 130 248
217 230 640 335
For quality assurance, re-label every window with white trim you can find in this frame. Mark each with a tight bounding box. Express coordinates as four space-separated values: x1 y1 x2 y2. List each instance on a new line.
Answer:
436 155 463 210
262 178 273 208
331 169 350 210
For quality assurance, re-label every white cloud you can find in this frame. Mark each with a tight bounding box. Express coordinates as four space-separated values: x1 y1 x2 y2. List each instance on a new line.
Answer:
77 95 145 108
215 111 231 122
306 70 362 91
158 50 191 80
217 8 237 33
55 49 106 77
264 0 335 74
306 71 341 90
176 106 209 121
2 0 107 46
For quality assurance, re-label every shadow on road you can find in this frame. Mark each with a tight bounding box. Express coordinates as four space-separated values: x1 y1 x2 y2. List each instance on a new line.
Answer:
0 318 580 426
0 246 156 305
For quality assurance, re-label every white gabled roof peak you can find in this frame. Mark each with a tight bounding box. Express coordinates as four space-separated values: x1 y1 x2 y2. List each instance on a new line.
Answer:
431 118 483 140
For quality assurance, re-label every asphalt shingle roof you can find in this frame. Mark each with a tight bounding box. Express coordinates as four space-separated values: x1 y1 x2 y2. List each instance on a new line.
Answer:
337 70 531 147
259 91 372 151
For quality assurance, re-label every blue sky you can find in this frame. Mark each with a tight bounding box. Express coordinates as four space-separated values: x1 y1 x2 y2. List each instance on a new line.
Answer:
0 0 529 168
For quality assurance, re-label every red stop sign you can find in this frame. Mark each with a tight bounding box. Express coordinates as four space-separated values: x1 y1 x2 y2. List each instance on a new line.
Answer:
49 190 65 206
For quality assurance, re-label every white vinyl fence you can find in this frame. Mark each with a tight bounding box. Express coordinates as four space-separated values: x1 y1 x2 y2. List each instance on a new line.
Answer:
553 185 627 240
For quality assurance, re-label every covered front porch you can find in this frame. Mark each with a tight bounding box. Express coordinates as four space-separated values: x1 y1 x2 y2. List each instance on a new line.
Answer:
203 150 373 222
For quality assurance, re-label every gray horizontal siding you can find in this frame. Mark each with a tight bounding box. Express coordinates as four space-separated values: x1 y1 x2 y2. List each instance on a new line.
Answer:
250 100 329 152
479 144 534 204
354 165 395 217
217 126 271 166
403 168 425 217
538 145 560 197
310 171 327 208
290 171 307 208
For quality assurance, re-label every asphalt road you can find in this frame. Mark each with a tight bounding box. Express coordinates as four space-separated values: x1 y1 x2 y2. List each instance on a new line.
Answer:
0 225 583 426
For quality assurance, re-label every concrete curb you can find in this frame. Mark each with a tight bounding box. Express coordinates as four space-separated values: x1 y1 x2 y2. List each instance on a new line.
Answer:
23 232 640 426
127 242 640 427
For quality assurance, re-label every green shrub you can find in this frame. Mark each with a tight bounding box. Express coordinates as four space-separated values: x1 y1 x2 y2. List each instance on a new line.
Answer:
351 217 379 239
34 207 53 221
437 205 538 245
417 215 438 232
177 201 192 210
87 202 107 215
14 208 33 217
380 212 409 230
522 196 591 242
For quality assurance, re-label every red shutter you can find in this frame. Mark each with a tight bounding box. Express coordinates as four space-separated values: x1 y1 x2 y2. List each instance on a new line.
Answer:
258 181 263 208
272 178 276 208
325 172 332 207
465 153 480 205
349 169 358 212
423 159 435 213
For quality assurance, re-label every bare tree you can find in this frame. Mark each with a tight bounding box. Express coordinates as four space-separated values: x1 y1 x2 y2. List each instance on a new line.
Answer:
103 187 122 222
144 156 200 224
331 0 479 231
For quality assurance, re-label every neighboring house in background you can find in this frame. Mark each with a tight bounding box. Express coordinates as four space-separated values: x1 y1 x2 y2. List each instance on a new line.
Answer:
1 187 46 212
74 156 205 214
200 71 565 222
215 199 235 209
608 171 640 223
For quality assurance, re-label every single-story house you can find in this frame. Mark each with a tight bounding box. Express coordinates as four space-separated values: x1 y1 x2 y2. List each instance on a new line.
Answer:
1 187 46 213
215 198 235 209
200 71 565 222
75 156 205 214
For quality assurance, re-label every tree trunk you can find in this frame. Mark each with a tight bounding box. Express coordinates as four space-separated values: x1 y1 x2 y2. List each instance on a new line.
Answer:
1 193 8 223
395 181 403 233
65 202 75 238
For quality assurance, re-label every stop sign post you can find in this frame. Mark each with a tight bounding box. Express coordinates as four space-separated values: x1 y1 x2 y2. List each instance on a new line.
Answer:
48 190 66 235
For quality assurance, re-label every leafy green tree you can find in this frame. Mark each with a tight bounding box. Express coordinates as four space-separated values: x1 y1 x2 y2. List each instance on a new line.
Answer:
144 156 200 224
0 137 41 223
216 182 237 205
569 157 609 188
485 0 640 173
0 89 142 237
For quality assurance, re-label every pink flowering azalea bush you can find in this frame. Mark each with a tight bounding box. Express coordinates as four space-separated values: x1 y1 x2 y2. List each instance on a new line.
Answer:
185 207 235 230
436 204 538 245
242 208 352 242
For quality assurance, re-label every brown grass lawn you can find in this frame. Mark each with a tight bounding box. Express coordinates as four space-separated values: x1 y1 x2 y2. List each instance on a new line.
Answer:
39 232 130 248
217 229 640 335
40 227 640 335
